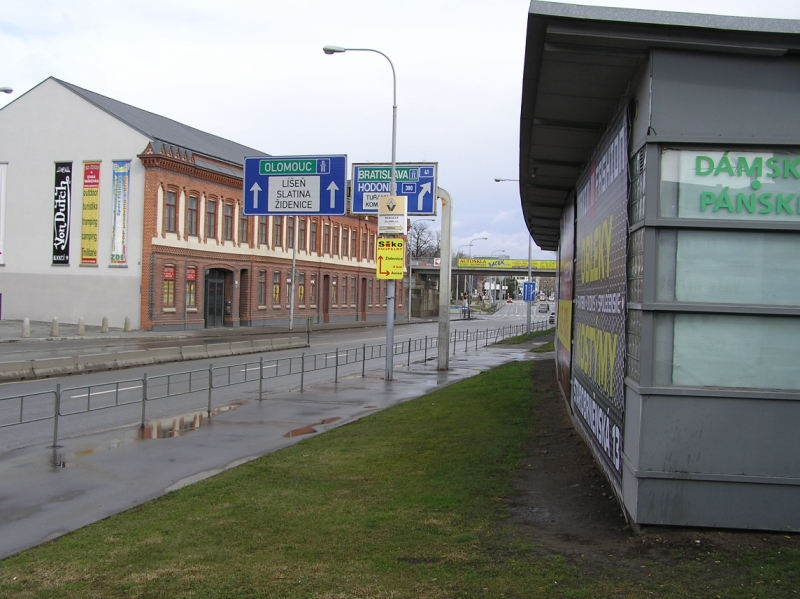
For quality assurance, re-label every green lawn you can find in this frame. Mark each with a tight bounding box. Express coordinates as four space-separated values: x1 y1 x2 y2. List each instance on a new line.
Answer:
1 361 798 598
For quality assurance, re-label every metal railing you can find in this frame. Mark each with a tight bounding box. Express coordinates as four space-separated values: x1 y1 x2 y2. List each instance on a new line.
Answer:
0 320 553 447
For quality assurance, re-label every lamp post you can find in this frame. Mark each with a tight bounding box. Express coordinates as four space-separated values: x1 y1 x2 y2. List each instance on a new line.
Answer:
324 45 399 381
0 88 12 94
495 177 533 332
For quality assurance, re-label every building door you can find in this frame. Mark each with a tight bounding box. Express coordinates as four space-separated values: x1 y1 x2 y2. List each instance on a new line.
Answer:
205 269 225 328
322 274 330 324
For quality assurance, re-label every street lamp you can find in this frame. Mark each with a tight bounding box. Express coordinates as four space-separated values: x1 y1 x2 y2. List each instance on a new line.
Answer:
495 177 533 332
0 87 12 94
324 45 398 381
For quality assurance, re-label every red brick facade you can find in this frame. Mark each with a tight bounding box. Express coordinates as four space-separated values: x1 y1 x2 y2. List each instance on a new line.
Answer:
138 143 402 331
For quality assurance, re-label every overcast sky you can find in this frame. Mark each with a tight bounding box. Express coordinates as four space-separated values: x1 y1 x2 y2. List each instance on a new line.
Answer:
2 0 799 260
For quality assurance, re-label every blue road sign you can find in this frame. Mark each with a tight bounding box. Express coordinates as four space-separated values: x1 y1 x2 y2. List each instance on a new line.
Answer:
522 281 537 302
243 155 347 216
351 162 437 215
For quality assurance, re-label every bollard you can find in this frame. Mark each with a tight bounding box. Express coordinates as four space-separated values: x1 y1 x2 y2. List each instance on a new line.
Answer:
101 316 109 333
21 317 30 338
51 317 59 337
362 343 366 378
141 372 148 430
207 363 213 418
407 339 411 367
476 330 479 352
424 335 428 364
258 356 264 400
335 348 339 384
77 317 85 336
52 383 62 448
452 331 456 355
465 329 469 353
300 353 305 392
124 316 131 332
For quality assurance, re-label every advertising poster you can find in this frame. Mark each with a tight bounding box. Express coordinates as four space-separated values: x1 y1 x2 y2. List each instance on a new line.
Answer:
52 162 72 265
110 160 130 266
555 197 575 401
0 164 6 265
457 258 557 270
80 162 101 265
572 108 628 488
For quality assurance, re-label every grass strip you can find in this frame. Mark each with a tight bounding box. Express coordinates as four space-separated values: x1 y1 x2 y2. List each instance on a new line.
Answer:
500 328 553 344
531 341 555 353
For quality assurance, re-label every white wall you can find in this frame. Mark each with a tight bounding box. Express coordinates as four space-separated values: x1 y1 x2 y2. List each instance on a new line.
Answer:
0 78 149 327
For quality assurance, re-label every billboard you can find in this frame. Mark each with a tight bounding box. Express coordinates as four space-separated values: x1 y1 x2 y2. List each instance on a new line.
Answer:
555 197 575 401
572 108 628 489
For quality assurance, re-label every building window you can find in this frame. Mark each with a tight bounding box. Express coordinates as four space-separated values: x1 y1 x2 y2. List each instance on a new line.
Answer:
361 231 367 259
368 278 373 306
332 275 339 306
351 277 356 306
273 271 281 306
299 218 307 250
240 210 249 245
298 273 306 306
187 196 198 236
351 231 357 258
206 199 217 239
333 225 340 256
287 216 295 249
273 216 283 248
165 190 177 233
163 265 176 307
369 233 375 260
185 267 197 308
258 216 267 245
342 229 349 257
323 223 330 255
311 220 318 253
224 204 233 240
257 270 267 306
310 273 317 306
342 275 348 306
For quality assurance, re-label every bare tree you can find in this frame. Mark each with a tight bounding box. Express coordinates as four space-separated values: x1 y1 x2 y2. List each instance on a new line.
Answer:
408 221 436 257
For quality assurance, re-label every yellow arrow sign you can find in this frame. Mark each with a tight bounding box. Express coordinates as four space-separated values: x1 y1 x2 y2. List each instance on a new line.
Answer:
376 236 405 280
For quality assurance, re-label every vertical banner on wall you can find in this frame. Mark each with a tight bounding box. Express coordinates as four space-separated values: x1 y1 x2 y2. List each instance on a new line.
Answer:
572 108 628 489
52 162 72 265
555 197 575 401
80 162 101 265
110 160 130 266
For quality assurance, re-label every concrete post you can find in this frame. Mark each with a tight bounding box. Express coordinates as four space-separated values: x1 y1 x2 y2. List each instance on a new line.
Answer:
437 187 453 371
77 317 85 336
50 318 59 337
21 318 30 338
124 317 131 332
101 316 109 333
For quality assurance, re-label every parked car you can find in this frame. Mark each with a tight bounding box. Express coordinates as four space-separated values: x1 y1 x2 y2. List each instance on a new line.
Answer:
506 297 513 303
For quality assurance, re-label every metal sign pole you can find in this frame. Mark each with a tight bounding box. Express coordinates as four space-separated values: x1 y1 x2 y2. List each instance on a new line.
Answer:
289 215 297 331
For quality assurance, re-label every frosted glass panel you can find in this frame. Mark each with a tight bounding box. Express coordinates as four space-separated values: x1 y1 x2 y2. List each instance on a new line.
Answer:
655 314 800 390
657 230 800 306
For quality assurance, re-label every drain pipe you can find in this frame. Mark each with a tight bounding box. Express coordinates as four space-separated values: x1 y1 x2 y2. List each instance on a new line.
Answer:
437 186 453 371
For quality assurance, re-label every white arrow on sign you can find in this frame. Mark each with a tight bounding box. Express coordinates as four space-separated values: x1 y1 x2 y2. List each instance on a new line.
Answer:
250 182 262 209
327 181 339 209
417 182 431 211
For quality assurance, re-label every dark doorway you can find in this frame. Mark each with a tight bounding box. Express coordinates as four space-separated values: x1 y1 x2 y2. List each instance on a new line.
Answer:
360 277 367 321
322 274 330 323
205 269 225 328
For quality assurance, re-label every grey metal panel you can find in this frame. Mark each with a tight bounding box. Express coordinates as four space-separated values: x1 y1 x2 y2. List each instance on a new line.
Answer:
639 394 800 478
623 386 642 469
636 478 800 530
630 61 651 153
651 50 800 141
622 461 639 521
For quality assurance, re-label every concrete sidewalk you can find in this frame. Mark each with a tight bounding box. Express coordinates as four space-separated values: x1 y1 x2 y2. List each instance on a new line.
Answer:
0 341 552 559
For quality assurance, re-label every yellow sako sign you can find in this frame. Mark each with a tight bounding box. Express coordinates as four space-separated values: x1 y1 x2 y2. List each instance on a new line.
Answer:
376 236 405 280
457 258 557 270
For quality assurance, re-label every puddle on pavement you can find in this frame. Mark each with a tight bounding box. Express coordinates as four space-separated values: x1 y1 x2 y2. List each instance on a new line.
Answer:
284 417 341 438
138 403 241 440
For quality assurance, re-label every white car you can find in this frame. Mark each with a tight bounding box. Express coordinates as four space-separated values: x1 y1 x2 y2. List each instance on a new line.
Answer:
537 302 549 313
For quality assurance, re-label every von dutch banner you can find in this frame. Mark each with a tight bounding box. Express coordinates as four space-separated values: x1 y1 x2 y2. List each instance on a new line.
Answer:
52 162 72 265
572 108 628 488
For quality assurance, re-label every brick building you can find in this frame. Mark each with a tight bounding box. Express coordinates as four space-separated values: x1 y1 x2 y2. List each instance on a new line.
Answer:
0 77 399 330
